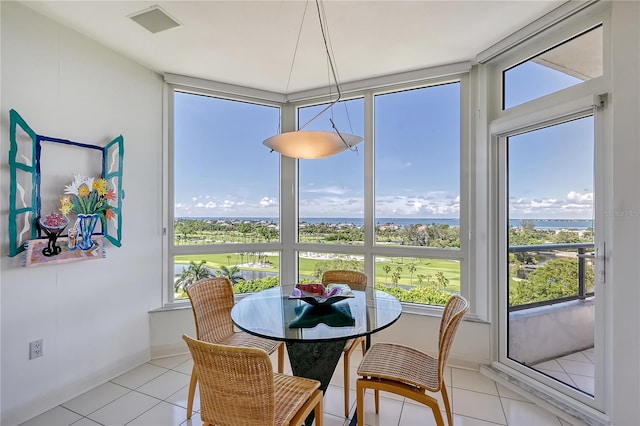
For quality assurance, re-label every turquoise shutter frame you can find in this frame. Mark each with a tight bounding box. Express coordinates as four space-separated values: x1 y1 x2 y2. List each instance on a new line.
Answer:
102 135 124 247
8 109 38 257
8 109 124 255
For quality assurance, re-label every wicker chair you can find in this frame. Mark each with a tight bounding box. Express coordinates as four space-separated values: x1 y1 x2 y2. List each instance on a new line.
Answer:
355 295 469 426
183 335 323 426
185 277 285 419
321 269 368 417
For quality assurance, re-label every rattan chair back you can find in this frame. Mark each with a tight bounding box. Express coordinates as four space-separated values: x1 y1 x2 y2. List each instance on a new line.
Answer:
355 294 469 426
183 334 277 425
186 277 235 343
437 294 469 388
321 270 367 291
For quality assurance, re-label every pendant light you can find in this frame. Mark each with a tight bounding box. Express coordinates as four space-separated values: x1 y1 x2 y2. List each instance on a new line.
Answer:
263 0 363 159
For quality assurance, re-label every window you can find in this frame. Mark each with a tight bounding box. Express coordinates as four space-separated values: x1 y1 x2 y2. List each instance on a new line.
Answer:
171 91 280 300
374 84 461 248
168 78 467 309
503 25 603 109
298 98 365 244
371 83 462 305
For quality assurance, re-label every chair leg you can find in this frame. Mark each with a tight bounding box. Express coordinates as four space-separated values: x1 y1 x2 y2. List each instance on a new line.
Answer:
186 366 197 419
315 390 324 426
374 389 379 413
360 337 366 354
343 352 350 417
431 403 446 426
291 389 323 426
441 384 453 426
277 343 284 374
356 379 365 426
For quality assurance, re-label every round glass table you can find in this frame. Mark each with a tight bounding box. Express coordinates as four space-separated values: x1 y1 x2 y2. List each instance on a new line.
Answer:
231 285 402 425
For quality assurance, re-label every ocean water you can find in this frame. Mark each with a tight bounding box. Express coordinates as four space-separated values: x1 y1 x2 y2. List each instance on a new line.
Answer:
181 217 593 230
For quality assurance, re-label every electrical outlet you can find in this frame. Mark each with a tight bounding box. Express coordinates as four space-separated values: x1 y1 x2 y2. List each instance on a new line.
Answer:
29 339 43 359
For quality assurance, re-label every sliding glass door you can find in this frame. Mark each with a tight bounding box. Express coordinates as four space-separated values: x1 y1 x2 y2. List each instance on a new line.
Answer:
498 110 605 409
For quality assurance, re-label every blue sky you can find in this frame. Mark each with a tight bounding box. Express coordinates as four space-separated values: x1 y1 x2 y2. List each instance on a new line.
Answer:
174 61 593 220
506 61 594 220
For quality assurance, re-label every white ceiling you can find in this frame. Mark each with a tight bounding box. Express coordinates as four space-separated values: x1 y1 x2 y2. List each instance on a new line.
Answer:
21 1 566 94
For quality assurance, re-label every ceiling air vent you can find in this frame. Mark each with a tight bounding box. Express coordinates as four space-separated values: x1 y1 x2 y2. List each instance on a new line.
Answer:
129 5 180 34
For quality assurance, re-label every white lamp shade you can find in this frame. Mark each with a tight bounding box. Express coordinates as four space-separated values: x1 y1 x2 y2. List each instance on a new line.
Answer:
263 130 363 159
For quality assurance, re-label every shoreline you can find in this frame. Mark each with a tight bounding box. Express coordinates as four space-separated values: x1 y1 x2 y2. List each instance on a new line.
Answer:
176 216 594 231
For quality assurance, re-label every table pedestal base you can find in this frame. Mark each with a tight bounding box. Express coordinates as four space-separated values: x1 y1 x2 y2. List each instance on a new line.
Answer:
286 339 346 426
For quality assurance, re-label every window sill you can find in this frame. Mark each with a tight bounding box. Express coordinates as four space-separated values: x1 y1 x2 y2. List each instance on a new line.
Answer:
402 302 488 324
149 302 191 313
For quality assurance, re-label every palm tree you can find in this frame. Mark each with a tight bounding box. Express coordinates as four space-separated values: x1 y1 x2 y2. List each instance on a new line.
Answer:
408 263 417 286
391 266 402 287
174 260 214 292
383 265 391 284
425 274 434 287
391 271 401 287
218 265 245 284
435 271 449 291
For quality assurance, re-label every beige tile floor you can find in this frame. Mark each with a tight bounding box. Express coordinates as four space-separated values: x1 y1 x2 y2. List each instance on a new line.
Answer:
532 348 595 396
20 348 579 426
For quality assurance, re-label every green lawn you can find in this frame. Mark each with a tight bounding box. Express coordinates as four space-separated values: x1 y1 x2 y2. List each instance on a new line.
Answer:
175 253 460 292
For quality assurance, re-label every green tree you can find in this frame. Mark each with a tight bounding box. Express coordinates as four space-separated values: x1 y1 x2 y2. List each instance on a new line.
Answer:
435 271 449 290
218 265 245 284
238 222 252 242
377 283 452 305
408 263 417 286
382 265 391 284
391 271 401 287
394 266 403 286
233 276 280 293
313 259 364 280
509 258 594 306
258 225 278 242
174 220 196 244
174 260 214 293
425 274 433 287
552 230 584 244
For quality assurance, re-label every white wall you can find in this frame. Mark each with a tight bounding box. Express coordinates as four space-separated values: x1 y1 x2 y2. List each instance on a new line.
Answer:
607 2 640 424
509 300 594 365
0 2 164 425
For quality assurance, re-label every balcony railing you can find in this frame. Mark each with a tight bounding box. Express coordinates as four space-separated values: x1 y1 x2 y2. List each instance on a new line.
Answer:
508 242 595 312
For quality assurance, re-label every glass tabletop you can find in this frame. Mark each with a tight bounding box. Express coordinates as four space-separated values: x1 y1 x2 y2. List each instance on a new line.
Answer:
231 286 402 343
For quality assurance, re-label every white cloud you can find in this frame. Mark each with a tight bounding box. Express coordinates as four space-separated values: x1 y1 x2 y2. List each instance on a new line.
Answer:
259 197 278 207
567 191 593 203
508 191 593 218
302 185 349 195
375 193 460 217
175 192 281 217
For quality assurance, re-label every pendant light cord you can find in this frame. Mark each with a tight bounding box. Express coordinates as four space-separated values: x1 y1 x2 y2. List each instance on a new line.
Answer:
284 1 309 97
298 0 343 131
